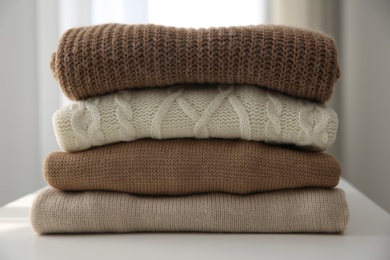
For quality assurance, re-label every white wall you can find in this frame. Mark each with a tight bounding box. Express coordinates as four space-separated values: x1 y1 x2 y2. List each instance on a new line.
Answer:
341 0 390 213
0 0 40 206
0 0 61 206
37 0 62 187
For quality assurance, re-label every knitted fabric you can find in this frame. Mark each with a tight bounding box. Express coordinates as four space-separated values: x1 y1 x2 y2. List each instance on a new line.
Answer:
53 84 338 152
51 23 340 102
30 188 349 234
44 139 341 195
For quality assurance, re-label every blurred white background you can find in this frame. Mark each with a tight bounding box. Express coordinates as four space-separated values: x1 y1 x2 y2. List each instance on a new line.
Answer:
0 0 389 213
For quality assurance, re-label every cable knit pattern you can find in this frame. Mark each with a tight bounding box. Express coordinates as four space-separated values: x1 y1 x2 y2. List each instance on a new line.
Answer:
265 91 283 142
31 188 349 234
150 88 184 139
51 23 340 102
114 91 136 141
53 84 338 152
70 99 105 149
298 101 332 146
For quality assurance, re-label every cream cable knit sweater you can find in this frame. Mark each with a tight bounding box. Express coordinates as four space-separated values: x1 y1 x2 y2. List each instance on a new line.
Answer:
53 84 338 152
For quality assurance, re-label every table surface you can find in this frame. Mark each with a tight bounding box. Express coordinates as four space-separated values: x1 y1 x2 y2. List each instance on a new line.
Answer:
1 179 389 260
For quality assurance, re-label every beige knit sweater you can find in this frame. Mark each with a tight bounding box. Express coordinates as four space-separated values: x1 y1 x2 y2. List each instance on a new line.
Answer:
44 139 341 195
31 188 349 234
53 84 338 152
51 24 340 102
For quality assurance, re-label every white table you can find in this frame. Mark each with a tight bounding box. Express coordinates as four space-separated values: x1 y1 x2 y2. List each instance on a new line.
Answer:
1 179 389 260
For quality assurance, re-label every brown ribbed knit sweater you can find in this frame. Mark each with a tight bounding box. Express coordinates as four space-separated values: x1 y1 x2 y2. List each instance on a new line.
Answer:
44 139 341 195
51 24 340 102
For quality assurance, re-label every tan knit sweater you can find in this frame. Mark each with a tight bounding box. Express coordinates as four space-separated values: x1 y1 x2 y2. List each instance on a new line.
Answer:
51 24 340 102
44 139 341 195
53 84 338 152
30 188 349 234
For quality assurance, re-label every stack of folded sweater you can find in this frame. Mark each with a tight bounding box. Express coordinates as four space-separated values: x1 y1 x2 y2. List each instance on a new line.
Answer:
30 24 349 234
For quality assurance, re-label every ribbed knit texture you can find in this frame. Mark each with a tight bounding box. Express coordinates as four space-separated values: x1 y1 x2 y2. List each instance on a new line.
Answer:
30 188 349 234
51 23 340 102
53 84 338 152
44 139 341 195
